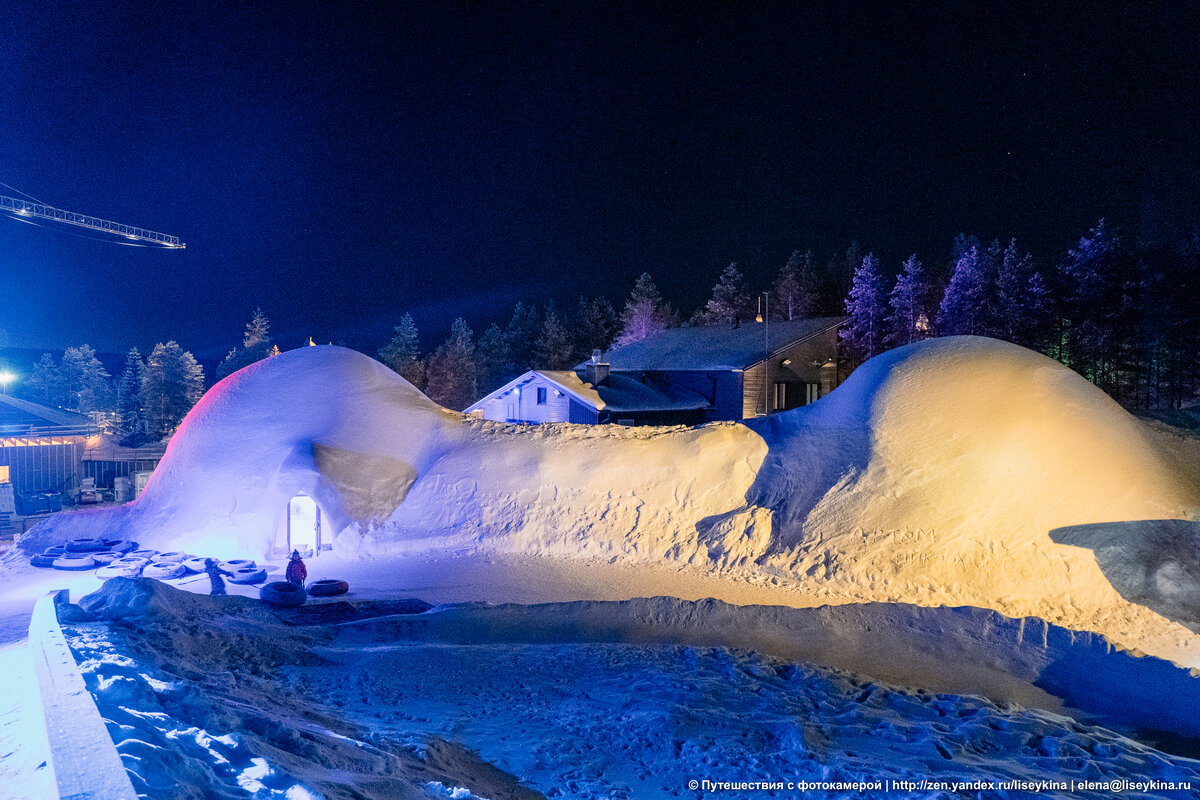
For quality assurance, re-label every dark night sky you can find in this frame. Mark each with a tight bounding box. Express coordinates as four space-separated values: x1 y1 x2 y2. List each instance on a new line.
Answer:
0 1 1197 362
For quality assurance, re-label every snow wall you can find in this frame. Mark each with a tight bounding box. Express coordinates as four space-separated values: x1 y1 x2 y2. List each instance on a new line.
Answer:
19 338 1200 665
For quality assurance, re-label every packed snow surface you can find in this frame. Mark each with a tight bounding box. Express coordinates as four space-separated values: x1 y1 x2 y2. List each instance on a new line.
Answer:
19 338 1200 665
63 579 1200 800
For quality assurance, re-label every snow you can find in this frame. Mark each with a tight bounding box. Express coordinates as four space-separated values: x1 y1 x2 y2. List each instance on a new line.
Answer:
12 337 1200 670
57 579 1200 800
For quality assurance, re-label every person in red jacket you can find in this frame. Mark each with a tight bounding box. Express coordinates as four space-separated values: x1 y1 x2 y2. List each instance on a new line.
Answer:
285 549 307 586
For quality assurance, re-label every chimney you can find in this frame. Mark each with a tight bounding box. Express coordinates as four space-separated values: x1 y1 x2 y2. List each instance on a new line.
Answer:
585 348 610 386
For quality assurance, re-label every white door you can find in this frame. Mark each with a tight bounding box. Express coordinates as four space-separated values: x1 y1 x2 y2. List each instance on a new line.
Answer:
287 494 321 557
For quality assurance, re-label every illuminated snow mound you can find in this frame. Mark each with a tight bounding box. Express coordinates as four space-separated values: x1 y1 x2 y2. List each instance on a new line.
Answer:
18 338 1200 666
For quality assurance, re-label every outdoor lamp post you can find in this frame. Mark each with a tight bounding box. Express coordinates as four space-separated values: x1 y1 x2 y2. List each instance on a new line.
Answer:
0 370 14 395
756 293 769 415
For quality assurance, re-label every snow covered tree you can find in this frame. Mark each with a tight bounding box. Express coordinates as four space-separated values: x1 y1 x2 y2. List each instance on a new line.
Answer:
116 347 145 440
772 250 819 320
841 253 889 362
695 262 751 325
615 273 675 347
476 323 515 395
824 241 863 313
378 312 426 389
26 353 65 407
425 318 477 410
141 341 205 437
216 308 275 381
1056 220 1127 391
533 303 575 370
937 245 995 336
886 255 931 346
60 344 113 413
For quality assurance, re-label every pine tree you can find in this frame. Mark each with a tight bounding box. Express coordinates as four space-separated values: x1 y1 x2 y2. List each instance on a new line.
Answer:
141 341 205 437
476 323 515 395
216 308 274 380
772 250 819 320
886 255 931 345
824 241 863 313
425 319 477 410
505 302 541 372
533 303 575 370
116 347 145 439
615 273 675 347
841 253 889 361
937 245 993 336
60 344 113 413
697 262 751 325
26 353 64 407
1057 219 1124 389
572 296 618 361
378 313 425 389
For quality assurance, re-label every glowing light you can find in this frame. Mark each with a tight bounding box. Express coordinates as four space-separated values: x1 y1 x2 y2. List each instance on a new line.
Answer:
0 370 15 393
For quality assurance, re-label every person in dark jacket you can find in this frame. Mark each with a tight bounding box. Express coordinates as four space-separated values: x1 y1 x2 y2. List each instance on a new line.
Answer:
285 549 307 586
204 558 233 596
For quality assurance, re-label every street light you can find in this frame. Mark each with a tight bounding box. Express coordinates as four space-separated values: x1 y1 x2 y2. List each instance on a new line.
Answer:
756 293 769 415
0 370 14 395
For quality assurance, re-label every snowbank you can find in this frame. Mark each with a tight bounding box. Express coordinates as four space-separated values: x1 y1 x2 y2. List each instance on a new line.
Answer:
18 338 1200 665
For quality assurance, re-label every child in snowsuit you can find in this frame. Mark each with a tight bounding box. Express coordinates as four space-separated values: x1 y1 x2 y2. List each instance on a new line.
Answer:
285 549 307 586
204 558 234 596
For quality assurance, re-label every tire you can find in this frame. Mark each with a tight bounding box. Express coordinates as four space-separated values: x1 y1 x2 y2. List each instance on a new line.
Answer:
115 557 150 568
259 581 306 608
229 567 267 585
91 551 122 566
97 564 140 579
30 554 56 568
182 557 210 573
53 554 97 570
129 549 159 560
142 562 185 580
65 538 107 553
220 559 255 572
156 551 187 562
104 540 137 554
307 579 349 597
44 546 67 557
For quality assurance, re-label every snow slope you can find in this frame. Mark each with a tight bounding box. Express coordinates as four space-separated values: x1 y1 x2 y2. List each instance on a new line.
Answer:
63 580 1200 800
17 338 1200 665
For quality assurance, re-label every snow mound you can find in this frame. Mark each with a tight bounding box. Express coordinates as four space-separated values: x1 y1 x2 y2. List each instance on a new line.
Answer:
19 339 1200 665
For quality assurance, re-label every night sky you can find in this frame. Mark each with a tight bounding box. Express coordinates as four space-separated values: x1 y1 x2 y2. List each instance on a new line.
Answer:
1 2 1197 362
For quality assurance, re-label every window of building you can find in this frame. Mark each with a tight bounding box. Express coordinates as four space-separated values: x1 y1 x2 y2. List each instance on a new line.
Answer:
536 387 547 405
773 382 787 411
805 383 819 405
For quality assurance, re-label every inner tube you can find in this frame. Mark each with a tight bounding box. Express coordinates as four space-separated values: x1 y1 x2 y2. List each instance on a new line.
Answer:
53 554 97 570
142 562 186 580
44 546 67 557
129 549 159 560
30 554 56 568
259 581 306 608
115 557 151 568
229 567 267 585
90 551 122 566
156 551 187 562
307 579 349 597
182 557 210 573
97 564 140 579
104 540 137 553
220 559 255 572
65 538 107 553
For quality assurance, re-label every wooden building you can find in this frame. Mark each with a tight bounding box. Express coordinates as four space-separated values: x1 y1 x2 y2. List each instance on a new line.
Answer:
0 394 97 503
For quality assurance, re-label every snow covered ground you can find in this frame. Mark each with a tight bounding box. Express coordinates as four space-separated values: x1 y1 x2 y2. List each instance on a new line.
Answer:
58 578 1200 799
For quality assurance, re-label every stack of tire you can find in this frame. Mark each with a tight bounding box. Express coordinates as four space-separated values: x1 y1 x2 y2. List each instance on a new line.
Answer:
30 538 139 572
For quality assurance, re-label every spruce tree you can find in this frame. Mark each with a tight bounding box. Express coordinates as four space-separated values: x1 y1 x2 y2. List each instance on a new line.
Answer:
572 296 618 361
425 319 477 410
697 262 751 325
60 344 113 413
141 341 205 437
378 313 425 389
615 273 675 347
476 323 515 394
533 303 575 370
841 253 889 361
116 347 145 439
772 250 819 320
886 255 931 346
27 353 64 407
216 308 274 380
937 245 992 336
505 302 541 372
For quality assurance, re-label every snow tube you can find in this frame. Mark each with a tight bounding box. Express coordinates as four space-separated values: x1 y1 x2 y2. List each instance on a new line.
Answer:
30 554 56 568
259 581 306 608
220 559 255 572
53 554 97 571
65 538 107 553
44 546 67 557
142 561 186 580
97 563 140 579
182 557 211 573
307 579 349 597
102 538 137 552
156 551 187 562
115 556 150 568
90 551 122 566
129 549 159 560
228 567 267 585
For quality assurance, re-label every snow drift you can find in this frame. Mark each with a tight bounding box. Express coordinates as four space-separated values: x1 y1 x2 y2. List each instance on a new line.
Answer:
20 337 1200 665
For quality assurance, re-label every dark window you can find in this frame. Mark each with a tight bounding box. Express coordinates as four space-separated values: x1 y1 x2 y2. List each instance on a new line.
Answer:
536 387 547 405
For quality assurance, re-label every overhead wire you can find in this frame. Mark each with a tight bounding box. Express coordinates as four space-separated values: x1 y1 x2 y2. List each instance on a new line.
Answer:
0 181 45 204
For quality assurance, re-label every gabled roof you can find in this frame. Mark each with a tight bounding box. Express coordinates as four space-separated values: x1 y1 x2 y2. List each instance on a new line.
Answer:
579 316 846 372
0 394 93 434
466 370 709 416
